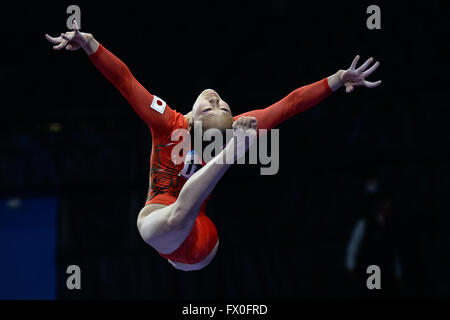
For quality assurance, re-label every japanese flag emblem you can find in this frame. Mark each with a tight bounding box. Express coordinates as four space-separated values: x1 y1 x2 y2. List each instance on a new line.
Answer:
150 95 166 114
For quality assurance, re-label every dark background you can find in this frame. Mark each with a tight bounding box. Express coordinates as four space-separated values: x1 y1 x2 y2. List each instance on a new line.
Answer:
1 1 448 299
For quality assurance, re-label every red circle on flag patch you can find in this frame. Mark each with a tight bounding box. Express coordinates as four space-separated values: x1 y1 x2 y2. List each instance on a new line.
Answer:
157 100 163 106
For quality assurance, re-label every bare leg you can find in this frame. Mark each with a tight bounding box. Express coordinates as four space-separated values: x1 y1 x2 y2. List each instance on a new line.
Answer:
137 150 232 254
137 117 257 255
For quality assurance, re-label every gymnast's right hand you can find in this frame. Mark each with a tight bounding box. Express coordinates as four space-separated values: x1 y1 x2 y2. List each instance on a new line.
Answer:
45 20 96 54
231 116 258 160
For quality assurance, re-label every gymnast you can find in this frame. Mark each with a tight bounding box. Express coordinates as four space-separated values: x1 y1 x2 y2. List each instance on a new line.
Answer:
45 20 381 271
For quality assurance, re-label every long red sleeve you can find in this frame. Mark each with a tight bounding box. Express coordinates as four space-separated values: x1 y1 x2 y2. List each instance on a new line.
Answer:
233 78 332 130
89 44 179 137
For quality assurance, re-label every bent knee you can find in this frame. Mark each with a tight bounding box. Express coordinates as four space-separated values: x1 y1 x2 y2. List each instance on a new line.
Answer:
136 205 162 244
136 203 189 244
136 206 151 235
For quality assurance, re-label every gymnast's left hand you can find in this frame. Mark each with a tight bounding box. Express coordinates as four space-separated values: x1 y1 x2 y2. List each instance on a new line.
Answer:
340 55 382 93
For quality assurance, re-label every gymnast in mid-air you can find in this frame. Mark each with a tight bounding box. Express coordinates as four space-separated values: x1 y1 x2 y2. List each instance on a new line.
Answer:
46 20 381 271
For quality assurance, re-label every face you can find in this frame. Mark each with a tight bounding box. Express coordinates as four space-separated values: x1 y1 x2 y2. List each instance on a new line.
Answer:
191 89 233 133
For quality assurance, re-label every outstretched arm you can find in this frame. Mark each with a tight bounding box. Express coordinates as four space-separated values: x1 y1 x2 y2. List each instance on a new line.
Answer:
45 20 177 137
234 78 332 130
234 55 381 130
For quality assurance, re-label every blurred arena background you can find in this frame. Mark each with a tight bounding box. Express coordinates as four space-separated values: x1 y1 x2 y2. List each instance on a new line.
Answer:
0 1 448 299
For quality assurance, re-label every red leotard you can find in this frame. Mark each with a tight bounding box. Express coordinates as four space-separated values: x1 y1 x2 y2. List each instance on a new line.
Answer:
89 44 332 264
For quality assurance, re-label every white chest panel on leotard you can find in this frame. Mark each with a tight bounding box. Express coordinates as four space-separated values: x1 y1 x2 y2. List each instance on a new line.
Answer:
179 150 203 179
